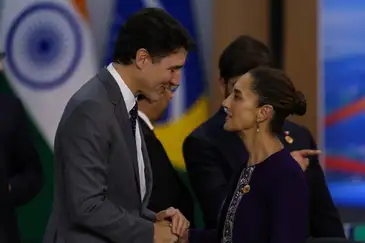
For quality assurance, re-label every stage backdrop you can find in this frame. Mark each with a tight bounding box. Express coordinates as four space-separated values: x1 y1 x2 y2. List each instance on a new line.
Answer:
319 0 365 240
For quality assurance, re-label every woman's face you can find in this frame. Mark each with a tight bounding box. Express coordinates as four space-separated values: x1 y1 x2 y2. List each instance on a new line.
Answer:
223 73 274 133
222 73 259 132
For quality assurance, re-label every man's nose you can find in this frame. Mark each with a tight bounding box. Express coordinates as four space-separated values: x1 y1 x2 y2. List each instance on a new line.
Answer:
222 97 228 108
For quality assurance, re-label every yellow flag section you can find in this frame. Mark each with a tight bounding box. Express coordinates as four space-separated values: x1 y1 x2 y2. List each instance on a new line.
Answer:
0 0 97 148
155 97 209 170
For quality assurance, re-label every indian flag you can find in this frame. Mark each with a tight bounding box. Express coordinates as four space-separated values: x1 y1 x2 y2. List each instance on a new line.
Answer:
0 0 97 241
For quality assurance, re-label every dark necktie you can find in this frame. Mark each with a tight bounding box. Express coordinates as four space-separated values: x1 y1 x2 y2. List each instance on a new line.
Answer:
129 102 138 138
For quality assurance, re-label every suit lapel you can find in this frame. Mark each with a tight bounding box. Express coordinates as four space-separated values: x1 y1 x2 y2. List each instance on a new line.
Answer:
97 68 141 192
115 101 141 189
139 123 153 205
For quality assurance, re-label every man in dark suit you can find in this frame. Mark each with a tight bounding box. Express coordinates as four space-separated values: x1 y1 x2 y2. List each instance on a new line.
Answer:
138 93 195 225
43 8 192 243
183 35 345 238
0 52 43 243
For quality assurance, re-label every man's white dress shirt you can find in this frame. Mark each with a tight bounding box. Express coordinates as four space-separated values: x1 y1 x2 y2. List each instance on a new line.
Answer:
107 63 146 201
138 111 154 131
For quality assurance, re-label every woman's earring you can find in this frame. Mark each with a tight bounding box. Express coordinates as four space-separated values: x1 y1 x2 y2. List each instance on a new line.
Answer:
256 121 260 132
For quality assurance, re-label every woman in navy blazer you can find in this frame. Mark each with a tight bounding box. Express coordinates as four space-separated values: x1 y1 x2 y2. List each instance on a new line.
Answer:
184 67 309 243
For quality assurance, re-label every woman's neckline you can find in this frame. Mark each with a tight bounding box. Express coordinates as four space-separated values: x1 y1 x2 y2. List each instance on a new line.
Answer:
246 148 285 168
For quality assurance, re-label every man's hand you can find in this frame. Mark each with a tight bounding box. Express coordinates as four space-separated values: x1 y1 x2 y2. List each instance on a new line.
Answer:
156 207 190 237
154 220 178 243
291 149 321 171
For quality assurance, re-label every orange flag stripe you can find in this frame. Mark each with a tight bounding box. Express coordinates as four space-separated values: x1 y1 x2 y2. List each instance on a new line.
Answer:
72 0 88 21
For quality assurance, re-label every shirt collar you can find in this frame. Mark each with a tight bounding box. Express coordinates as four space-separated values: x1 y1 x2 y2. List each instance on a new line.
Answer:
138 111 154 130
107 63 136 112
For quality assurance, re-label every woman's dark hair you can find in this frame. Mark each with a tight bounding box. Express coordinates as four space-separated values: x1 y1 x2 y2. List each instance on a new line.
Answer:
113 8 195 65
248 67 307 134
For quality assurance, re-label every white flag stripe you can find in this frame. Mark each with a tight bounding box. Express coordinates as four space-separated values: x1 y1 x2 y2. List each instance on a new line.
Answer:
1 0 98 148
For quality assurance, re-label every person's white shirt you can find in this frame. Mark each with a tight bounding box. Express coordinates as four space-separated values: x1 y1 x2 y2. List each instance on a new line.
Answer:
107 63 146 201
138 111 154 131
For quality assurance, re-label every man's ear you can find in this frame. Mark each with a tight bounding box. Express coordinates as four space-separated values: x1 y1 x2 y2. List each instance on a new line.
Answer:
135 48 151 69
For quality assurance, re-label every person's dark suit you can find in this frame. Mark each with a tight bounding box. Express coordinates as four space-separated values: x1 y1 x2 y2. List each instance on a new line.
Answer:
0 94 43 243
43 68 156 243
138 116 195 225
183 108 345 238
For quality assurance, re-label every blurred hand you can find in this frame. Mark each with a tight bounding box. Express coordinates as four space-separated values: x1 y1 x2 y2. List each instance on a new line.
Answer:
291 149 321 171
156 207 190 237
154 220 178 243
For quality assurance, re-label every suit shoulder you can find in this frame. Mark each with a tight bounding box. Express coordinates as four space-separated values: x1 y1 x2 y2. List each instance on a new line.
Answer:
283 120 312 137
69 74 106 102
64 73 109 111
0 94 25 120
60 85 113 130
283 120 307 131
0 94 22 108
186 110 225 141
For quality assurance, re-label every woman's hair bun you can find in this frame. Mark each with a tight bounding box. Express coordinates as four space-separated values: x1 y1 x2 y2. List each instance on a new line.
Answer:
293 91 307 116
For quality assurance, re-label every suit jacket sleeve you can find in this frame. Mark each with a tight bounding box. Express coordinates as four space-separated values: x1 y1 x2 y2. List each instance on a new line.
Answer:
8 97 43 206
183 135 228 228
269 169 308 243
143 207 156 222
305 129 345 238
60 101 154 243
